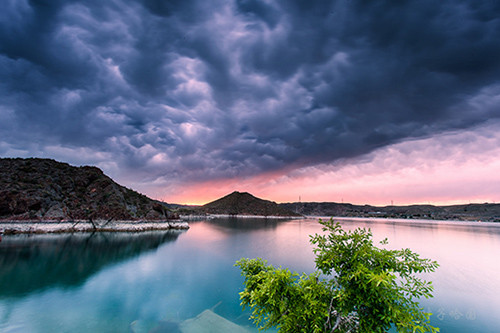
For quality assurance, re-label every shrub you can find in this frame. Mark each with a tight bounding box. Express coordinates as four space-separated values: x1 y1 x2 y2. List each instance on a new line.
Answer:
236 218 439 333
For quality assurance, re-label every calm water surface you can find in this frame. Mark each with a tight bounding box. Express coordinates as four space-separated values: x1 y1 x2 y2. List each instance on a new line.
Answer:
1 218 500 332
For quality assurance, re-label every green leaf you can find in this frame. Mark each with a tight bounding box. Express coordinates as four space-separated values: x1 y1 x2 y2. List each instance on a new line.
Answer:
236 218 439 333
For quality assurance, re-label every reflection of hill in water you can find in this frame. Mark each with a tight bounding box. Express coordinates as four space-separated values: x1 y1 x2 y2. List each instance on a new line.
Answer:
207 217 295 231
0 231 184 298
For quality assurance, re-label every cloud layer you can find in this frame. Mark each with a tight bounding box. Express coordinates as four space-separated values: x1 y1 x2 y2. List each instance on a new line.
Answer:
1 0 500 201
164 121 500 205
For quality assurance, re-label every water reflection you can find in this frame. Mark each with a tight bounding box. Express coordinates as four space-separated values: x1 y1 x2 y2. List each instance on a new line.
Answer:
1 218 499 332
204 217 293 232
0 231 185 298
333 218 500 332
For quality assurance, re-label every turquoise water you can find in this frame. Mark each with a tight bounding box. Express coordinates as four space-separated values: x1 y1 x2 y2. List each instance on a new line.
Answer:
1 218 500 332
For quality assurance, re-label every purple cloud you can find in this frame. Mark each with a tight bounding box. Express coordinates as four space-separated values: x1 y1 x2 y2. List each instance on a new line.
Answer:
1 0 500 197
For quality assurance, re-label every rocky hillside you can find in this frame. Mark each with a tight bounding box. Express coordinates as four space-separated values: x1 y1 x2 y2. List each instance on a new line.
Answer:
0 158 174 221
202 191 301 217
280 202 500 222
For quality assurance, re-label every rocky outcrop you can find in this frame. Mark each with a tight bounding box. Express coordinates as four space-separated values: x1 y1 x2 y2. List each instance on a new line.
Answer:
0 158 176 221
201 191 301 217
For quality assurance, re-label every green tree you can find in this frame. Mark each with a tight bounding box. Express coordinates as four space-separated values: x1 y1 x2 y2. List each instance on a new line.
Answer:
236 218 439 332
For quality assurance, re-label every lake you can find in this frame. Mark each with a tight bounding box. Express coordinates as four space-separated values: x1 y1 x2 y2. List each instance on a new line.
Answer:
1 217 500 332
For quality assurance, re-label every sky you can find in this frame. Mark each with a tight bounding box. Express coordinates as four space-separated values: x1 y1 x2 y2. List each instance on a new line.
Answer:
1 0 500 205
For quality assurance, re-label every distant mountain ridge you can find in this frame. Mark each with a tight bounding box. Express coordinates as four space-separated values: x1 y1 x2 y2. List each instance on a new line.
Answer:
279 202 500 222
5 157 498 222
0 158 174 221
201 191 301 217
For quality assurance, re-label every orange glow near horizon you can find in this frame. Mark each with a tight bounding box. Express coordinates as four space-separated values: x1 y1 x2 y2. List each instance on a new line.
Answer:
157 126 500 206
163 167 500 206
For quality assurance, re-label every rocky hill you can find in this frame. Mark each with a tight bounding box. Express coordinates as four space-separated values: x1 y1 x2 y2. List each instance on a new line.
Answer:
280 202 500 222
0 158 174 221
201 191 301 217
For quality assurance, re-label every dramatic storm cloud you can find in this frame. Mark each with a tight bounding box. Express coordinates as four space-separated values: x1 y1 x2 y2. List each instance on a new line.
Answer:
1 0 500 203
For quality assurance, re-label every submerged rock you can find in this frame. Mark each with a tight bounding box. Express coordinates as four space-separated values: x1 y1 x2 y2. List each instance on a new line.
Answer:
179 309 250 333
148 320 182 333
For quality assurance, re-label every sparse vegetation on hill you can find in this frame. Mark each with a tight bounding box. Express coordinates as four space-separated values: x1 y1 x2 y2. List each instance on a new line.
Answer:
0 158 175 221
280 201 500 222
201 191 301 217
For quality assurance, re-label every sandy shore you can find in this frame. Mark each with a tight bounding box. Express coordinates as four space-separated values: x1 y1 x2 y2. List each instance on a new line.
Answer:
0 220 189 234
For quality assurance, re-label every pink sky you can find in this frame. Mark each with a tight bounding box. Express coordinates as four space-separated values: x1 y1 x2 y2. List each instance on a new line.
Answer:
158 122 500 206
2 1 500 209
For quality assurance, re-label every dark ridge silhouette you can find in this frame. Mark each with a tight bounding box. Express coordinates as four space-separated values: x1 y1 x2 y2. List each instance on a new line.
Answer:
202 191 301 217
280 202 500 222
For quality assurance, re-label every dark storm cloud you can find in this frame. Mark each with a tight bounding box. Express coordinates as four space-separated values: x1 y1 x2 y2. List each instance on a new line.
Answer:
1 0 500 186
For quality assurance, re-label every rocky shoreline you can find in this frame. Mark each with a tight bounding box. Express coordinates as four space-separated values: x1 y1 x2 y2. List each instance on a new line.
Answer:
0 220 189 234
